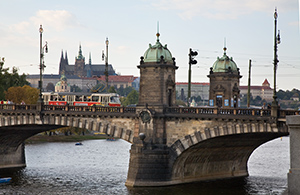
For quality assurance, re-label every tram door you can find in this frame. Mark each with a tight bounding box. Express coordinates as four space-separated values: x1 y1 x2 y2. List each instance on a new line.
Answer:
216 95 223 108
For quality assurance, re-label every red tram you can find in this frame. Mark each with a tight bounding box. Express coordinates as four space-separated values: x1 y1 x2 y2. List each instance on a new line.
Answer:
42 92 121 107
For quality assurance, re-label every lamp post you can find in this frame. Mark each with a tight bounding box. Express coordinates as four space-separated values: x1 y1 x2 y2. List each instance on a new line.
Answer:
272 9 281 106
38 25 48 104
187 48 198 106
102 38 109 92
271 8 281 116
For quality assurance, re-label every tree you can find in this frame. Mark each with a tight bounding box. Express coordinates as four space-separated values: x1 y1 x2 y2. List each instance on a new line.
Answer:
22 85 39 104
5 86 24 103
0 62 29 100
46 82 55 92
108 86 117 93
71 84 82 92
121 90 138 106
116 86 134 97
5 85 38 104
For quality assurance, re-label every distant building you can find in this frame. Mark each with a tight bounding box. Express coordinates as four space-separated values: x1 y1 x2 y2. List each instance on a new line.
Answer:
240 79 273 101
290 93 299 101
26 74 97 92
97 75 140 91
59 44 116 78
26 44 141 93
175 82 209 101
55 74 70 92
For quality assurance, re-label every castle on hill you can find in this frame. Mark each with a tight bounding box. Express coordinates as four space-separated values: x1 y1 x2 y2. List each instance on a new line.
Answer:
59 44 116 78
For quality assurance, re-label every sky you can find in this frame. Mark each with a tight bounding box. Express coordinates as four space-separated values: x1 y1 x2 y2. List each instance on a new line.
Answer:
0 0 299 90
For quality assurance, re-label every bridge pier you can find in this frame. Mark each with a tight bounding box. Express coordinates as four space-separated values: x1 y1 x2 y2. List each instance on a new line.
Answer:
125 137 172 187
287 115 300 195
0 144 25 170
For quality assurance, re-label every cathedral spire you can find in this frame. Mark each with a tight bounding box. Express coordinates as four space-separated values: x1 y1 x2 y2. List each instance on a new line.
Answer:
59 50 65 75
89 52 92 65
65 50 69 65
60 50 64 60
77 43 84 60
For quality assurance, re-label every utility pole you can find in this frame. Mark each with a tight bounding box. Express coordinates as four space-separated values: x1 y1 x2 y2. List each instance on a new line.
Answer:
247 59 251 108
187 48 198 106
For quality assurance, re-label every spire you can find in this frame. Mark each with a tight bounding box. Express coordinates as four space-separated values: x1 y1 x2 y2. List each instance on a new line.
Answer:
60 50 64 60
59 50 65 75
89 52 92 65
65 51 69 65
79 44 82 56
156 21 160 42
223 37 227 55
77 43 84 60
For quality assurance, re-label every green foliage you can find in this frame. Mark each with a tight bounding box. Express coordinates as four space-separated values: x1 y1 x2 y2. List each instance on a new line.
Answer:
116 86 135 97
0 62 29 100
71 84 82 92
121 90 139 106
108 86 117 93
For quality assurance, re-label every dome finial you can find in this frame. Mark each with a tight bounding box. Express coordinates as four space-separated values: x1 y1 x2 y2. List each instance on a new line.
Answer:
156 21 160 42
223 37 227 55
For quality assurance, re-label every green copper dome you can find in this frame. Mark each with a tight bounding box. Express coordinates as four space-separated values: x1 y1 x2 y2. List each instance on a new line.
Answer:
143 33 173 63
212 47 238 73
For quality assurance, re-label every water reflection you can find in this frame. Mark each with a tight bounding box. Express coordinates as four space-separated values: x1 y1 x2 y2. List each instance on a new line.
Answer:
0 137 289 195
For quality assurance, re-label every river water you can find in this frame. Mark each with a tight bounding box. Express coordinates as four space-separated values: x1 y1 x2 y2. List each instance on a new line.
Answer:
0 136 289 194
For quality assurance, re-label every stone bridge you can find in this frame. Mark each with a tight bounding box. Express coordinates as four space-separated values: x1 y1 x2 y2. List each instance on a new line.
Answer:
0 103 298 186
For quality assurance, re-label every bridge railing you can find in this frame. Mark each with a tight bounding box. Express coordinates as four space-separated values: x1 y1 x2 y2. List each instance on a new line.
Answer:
0 104 136 114
0 104 298 118
42 105 136 114
279 109 300 118
0 104 37 111
165 107 271 117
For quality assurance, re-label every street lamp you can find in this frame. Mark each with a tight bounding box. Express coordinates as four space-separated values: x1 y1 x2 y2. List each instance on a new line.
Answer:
102 37 109 92
272 8 281 109
38 25 48 104
187 48 198 106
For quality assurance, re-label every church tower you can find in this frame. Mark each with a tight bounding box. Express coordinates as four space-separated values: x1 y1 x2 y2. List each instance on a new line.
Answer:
207 47 242 108
74 44 85 77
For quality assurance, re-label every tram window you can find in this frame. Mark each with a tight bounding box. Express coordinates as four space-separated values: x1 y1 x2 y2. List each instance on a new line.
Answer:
102 96 108 103
92 96 99 102
110 96 120 103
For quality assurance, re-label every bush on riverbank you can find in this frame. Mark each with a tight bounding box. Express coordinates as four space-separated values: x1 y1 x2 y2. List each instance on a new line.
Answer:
25 127 110 144
25 134 108 144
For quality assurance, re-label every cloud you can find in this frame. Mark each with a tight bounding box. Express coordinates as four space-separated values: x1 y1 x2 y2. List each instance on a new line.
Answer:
9 21 31 34
151 0 298 20
30 10 82 31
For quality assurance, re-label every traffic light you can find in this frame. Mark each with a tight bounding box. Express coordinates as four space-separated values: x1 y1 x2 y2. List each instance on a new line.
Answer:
189 48 198 65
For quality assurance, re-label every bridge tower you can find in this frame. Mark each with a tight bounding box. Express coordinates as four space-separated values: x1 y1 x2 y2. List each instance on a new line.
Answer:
207 47 242 108
126 30 178 187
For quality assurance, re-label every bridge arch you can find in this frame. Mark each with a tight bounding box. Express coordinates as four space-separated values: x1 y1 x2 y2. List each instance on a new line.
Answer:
0 112 137 170
169 121 288 184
